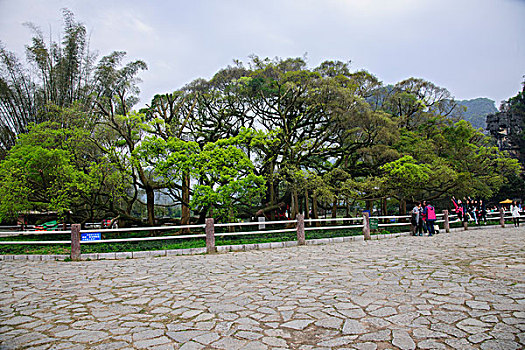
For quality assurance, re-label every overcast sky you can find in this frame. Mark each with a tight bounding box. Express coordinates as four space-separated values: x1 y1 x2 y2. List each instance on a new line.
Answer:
1 0 524 109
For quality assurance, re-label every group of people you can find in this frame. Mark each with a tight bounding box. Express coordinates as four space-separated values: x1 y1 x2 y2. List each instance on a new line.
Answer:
451 196 522 227
451 197 488 225
410 196 522 236
411 201 437 236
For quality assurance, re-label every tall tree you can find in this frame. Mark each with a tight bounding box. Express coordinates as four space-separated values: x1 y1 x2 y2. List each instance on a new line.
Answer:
0 9 99 157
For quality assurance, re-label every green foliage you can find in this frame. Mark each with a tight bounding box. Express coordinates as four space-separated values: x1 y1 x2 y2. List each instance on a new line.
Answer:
1 13 522 226
0 122 88 221
191 137 266 222
0 118 128 223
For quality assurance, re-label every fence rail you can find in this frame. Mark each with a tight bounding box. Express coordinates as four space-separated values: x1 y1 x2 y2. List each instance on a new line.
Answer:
0 208 522 260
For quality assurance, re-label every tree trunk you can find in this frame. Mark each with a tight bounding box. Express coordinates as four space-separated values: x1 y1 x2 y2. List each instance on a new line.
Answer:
181 172 190 233
312 192 319 227
292 188 299 219
304 189 310 220
267 161 276 220
399 198 407 216
382 197 387 216
197 206 209 224
366 200 372 212
146 187 155 226
332 200 338 219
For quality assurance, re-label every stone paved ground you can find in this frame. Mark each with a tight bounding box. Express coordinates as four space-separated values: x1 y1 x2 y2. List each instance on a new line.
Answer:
0 227 524 350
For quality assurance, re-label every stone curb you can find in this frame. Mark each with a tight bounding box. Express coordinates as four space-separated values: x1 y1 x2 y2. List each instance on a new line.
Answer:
0 229 466 262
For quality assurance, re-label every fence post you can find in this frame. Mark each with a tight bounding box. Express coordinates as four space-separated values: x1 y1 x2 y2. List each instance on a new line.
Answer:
205 218 216 254
499 208 505 228
296 214 305 245
443 210 450 233
363 212 371 240
71 224 81 261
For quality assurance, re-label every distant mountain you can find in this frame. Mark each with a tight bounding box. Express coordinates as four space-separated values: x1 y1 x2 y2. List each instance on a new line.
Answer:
455 98 498 130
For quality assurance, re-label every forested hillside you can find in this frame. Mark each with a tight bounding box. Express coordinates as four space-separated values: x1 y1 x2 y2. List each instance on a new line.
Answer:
455 98 498 130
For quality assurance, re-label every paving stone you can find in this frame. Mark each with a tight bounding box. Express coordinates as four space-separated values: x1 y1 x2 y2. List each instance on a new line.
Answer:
417 340 447 349
91 341 132 350
385 312 418 325
261 336 288 347
166 330 206 343
239 341 268 350
134 336 171 349
132 329 164 341
480 315 499 323
480 340 521 350
342 319 367 334
353 342 377 350
2 316 35 325
150 344 175 350
69 330 109 343
235 331 263 340
430 323 467 338
338 308 367 318
466 300 490 310
391 330 415 350
358 329 391 342
444 338 476 350
468 332 492 343
281 319 313 330
317 336 358 347
179 341 205 350
314 316 344 329
456 318 491 334
369 306 397 317
192 332 220 344
211 336 247 349
412 327 448 339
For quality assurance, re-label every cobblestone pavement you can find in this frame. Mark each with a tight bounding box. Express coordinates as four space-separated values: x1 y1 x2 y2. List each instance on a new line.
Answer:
1 227 524 350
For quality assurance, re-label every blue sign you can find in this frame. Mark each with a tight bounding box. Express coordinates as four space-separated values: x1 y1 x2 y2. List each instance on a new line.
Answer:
81 232 101 241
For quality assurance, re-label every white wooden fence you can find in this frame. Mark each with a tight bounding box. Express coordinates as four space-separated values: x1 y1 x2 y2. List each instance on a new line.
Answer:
0 209 519 261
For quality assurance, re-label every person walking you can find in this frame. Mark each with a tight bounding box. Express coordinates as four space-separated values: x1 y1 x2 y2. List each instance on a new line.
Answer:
511 201 521 227
425 201 437 236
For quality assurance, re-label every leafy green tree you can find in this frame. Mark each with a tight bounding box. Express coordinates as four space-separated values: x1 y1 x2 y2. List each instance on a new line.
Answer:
381 120 521 211
190 136 266 222
0 121 124 223
93 111 163 225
